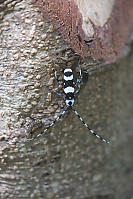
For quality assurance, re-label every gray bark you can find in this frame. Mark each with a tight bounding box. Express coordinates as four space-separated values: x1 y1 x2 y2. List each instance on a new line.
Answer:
0 0 67 143
0 1 133 199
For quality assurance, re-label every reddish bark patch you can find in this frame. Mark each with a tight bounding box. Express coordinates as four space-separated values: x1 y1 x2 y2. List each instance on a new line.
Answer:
35 0 133 62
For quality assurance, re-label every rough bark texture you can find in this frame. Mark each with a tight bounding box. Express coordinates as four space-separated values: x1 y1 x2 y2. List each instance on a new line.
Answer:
36 0 133 62
0 0 67 144
0 1 133 199
0 48 133 199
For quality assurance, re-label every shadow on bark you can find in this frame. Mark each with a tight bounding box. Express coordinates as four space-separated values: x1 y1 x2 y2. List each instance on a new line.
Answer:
0 49 133 199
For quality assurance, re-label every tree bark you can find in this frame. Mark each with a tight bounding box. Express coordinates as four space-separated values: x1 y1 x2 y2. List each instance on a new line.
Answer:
0 0 68 146
0 1 133 198
0 0 133 143
36 0 133 62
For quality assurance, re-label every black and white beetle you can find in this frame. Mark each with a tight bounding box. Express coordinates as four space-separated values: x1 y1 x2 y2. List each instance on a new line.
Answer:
36 61 110 144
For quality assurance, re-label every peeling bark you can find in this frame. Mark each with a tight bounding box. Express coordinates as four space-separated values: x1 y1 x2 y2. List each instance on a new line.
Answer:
35 0 133 62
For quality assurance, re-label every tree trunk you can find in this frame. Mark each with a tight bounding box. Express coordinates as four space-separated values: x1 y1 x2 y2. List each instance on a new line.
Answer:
0 0 68 144
0 1 133 199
